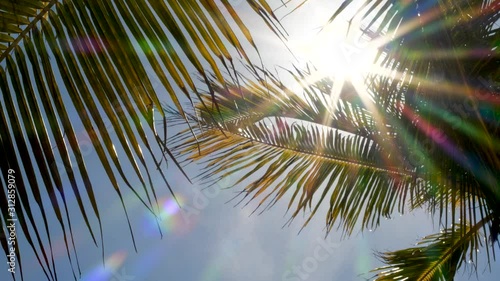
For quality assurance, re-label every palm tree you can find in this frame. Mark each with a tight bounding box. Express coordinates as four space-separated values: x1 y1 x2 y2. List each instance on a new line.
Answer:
1 0 499 280
0 1 283 280
169 0 499 280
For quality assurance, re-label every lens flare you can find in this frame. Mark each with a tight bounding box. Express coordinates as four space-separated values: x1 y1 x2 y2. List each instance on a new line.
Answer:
69 36 107 54
142 196 198 237
82 251 127 281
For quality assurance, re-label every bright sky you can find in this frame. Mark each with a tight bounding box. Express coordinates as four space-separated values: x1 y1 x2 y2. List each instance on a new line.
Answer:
2 1 500 281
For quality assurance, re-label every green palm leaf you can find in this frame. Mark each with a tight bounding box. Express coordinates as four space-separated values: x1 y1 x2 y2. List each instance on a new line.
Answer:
374 216 494 281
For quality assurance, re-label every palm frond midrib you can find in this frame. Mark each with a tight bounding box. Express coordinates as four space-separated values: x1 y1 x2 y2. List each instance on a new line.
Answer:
197 118 415 177
0 0 58 63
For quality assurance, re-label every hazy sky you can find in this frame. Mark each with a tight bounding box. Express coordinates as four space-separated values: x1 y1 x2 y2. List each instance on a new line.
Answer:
2 1 499 281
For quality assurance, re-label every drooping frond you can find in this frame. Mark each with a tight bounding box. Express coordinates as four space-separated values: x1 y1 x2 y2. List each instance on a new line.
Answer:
168 67 424 236
0 1 284 279
172 115 417 235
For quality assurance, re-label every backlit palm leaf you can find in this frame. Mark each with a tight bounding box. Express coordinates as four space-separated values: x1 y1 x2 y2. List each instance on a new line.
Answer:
325 1 499 280
168 68 422 236
328 0 500 191
276 0 499 279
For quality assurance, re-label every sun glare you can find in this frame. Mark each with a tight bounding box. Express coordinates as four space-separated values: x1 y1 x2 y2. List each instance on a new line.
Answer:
291 21 378 82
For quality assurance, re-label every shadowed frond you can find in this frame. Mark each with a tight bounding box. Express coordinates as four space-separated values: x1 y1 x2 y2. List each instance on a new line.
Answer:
0 0 283 279
373 216 494 281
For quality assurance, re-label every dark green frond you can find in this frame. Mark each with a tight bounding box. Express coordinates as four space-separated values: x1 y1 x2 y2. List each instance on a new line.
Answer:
374 217 494 281
0 0 283 278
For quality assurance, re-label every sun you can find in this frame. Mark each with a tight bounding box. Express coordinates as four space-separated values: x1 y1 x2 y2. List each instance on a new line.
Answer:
291 21 379 82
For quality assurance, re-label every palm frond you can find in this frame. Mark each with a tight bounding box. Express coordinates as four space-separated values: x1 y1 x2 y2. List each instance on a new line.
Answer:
373 216 494 281
174 116 417 235
171 60 498 231
168 68 422 236
0 0 283 279
325 0 499 234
